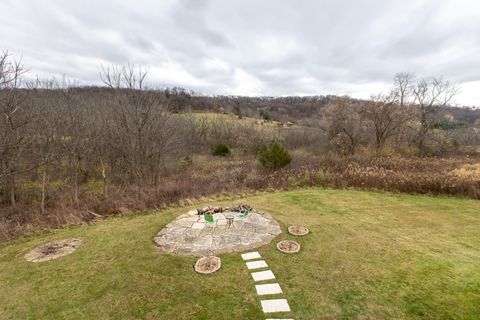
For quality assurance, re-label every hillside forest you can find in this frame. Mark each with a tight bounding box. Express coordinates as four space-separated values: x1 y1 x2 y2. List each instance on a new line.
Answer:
2 51 480 241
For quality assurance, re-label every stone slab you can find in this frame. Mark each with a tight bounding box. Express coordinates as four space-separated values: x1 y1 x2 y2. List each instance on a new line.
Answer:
186 209 197 216
241 251 262 260
255 283 283 295
173 220 195 228
251 270 276 282
246 260 268 270
261 299 291 313
191 222 205 230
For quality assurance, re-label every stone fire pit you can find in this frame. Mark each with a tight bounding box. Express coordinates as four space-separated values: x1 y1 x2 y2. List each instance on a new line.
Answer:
154 205 281 256
25 239 82 262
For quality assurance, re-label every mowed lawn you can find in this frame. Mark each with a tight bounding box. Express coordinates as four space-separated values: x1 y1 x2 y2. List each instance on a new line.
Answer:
1 189 480 319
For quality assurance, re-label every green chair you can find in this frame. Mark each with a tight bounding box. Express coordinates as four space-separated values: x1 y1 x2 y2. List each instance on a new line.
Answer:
204 214 215 223
236 208 250 219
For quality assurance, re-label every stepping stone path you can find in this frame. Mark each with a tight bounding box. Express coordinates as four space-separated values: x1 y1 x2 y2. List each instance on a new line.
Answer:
261 299 291 313
251 270 276 281
246 260 268 270
155 208 281 256
241 251 293 319
256 283 282 295
241 251 262 260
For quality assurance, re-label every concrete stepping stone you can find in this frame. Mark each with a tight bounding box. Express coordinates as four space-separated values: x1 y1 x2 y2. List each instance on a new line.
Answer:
246 260 268 270
241 251 261 260
255 283 283 295
261 299 291 313
251 270 276 281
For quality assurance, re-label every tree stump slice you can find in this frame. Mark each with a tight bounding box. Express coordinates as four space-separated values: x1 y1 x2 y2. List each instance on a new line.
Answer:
288 225 310 236
276 240 301 253
194 256 222 274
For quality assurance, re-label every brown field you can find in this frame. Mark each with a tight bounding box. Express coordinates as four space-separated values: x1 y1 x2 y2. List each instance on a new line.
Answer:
2 153 480 242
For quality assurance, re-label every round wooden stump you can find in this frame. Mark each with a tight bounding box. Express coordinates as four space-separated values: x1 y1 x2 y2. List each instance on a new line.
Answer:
276 240 301 253
25 239 82 262
288 225 310 236
194 256 221 274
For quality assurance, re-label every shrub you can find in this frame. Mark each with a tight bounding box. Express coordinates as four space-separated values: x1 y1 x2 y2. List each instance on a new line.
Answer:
233 104 242 119
249 143 266 155
212 142 231 156
260 142 292 169
86 179 104 196
177 156 193 171
259 109 271 121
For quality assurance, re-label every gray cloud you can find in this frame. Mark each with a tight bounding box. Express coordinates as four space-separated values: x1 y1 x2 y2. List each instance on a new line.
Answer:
1 0 479 105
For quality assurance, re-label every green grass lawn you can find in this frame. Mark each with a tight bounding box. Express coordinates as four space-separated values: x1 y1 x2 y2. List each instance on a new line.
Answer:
1 189 480 319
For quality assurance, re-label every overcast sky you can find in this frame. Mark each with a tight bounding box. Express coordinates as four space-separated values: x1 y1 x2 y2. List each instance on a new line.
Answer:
1 0 479 105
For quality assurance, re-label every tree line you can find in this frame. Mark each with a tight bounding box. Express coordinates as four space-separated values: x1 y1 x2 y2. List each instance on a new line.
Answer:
320 73 468 155
1 50 479 212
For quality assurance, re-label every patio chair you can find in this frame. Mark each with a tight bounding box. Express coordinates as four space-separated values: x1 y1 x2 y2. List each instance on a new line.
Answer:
236 208 251 219
204 214 215 223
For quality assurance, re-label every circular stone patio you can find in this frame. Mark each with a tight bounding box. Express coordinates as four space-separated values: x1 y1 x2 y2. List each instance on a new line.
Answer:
154 208 281 256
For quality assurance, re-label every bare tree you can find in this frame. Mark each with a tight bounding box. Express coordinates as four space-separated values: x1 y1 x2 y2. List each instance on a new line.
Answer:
361 93 411 152
412 77 458 153
360 73 418 152
393 72 415 108
100 64 177 193
0 51 30 206
34 78 59 214
100 64 148 90
50 77 92 210
321 97 363 155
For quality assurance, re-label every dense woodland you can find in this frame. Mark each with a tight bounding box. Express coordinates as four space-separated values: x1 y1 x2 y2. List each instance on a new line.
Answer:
2 51 480 241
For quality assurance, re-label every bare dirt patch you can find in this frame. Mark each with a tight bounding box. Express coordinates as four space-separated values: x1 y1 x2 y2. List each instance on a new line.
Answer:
25 239 82 262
